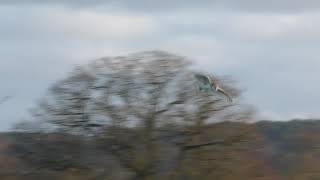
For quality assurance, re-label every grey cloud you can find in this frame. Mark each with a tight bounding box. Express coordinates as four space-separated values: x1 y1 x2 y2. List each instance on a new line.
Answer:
1 0 320 13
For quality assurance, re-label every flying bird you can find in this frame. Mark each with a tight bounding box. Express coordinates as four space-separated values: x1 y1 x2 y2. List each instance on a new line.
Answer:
194 73 233 102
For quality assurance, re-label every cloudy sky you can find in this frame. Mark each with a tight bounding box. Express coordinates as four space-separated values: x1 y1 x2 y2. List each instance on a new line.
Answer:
1 0 319 130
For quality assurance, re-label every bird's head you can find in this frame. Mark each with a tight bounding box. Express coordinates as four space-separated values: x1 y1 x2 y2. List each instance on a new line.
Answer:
210 81 218 90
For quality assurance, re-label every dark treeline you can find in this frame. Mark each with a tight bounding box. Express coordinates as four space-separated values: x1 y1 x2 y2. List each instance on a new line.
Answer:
2 121 320 179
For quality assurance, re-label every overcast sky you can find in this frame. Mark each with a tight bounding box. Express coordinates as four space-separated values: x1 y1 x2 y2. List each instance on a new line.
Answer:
1 0 320 131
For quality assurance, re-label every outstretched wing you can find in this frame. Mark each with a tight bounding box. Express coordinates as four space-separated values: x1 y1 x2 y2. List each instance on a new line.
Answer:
194 73 211 86
216 87 233 102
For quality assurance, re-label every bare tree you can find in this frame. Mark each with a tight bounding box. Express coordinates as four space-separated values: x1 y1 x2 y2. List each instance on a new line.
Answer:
24 51 252 180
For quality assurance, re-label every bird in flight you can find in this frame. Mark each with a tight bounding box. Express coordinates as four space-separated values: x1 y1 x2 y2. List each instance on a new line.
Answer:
194 73 233 102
